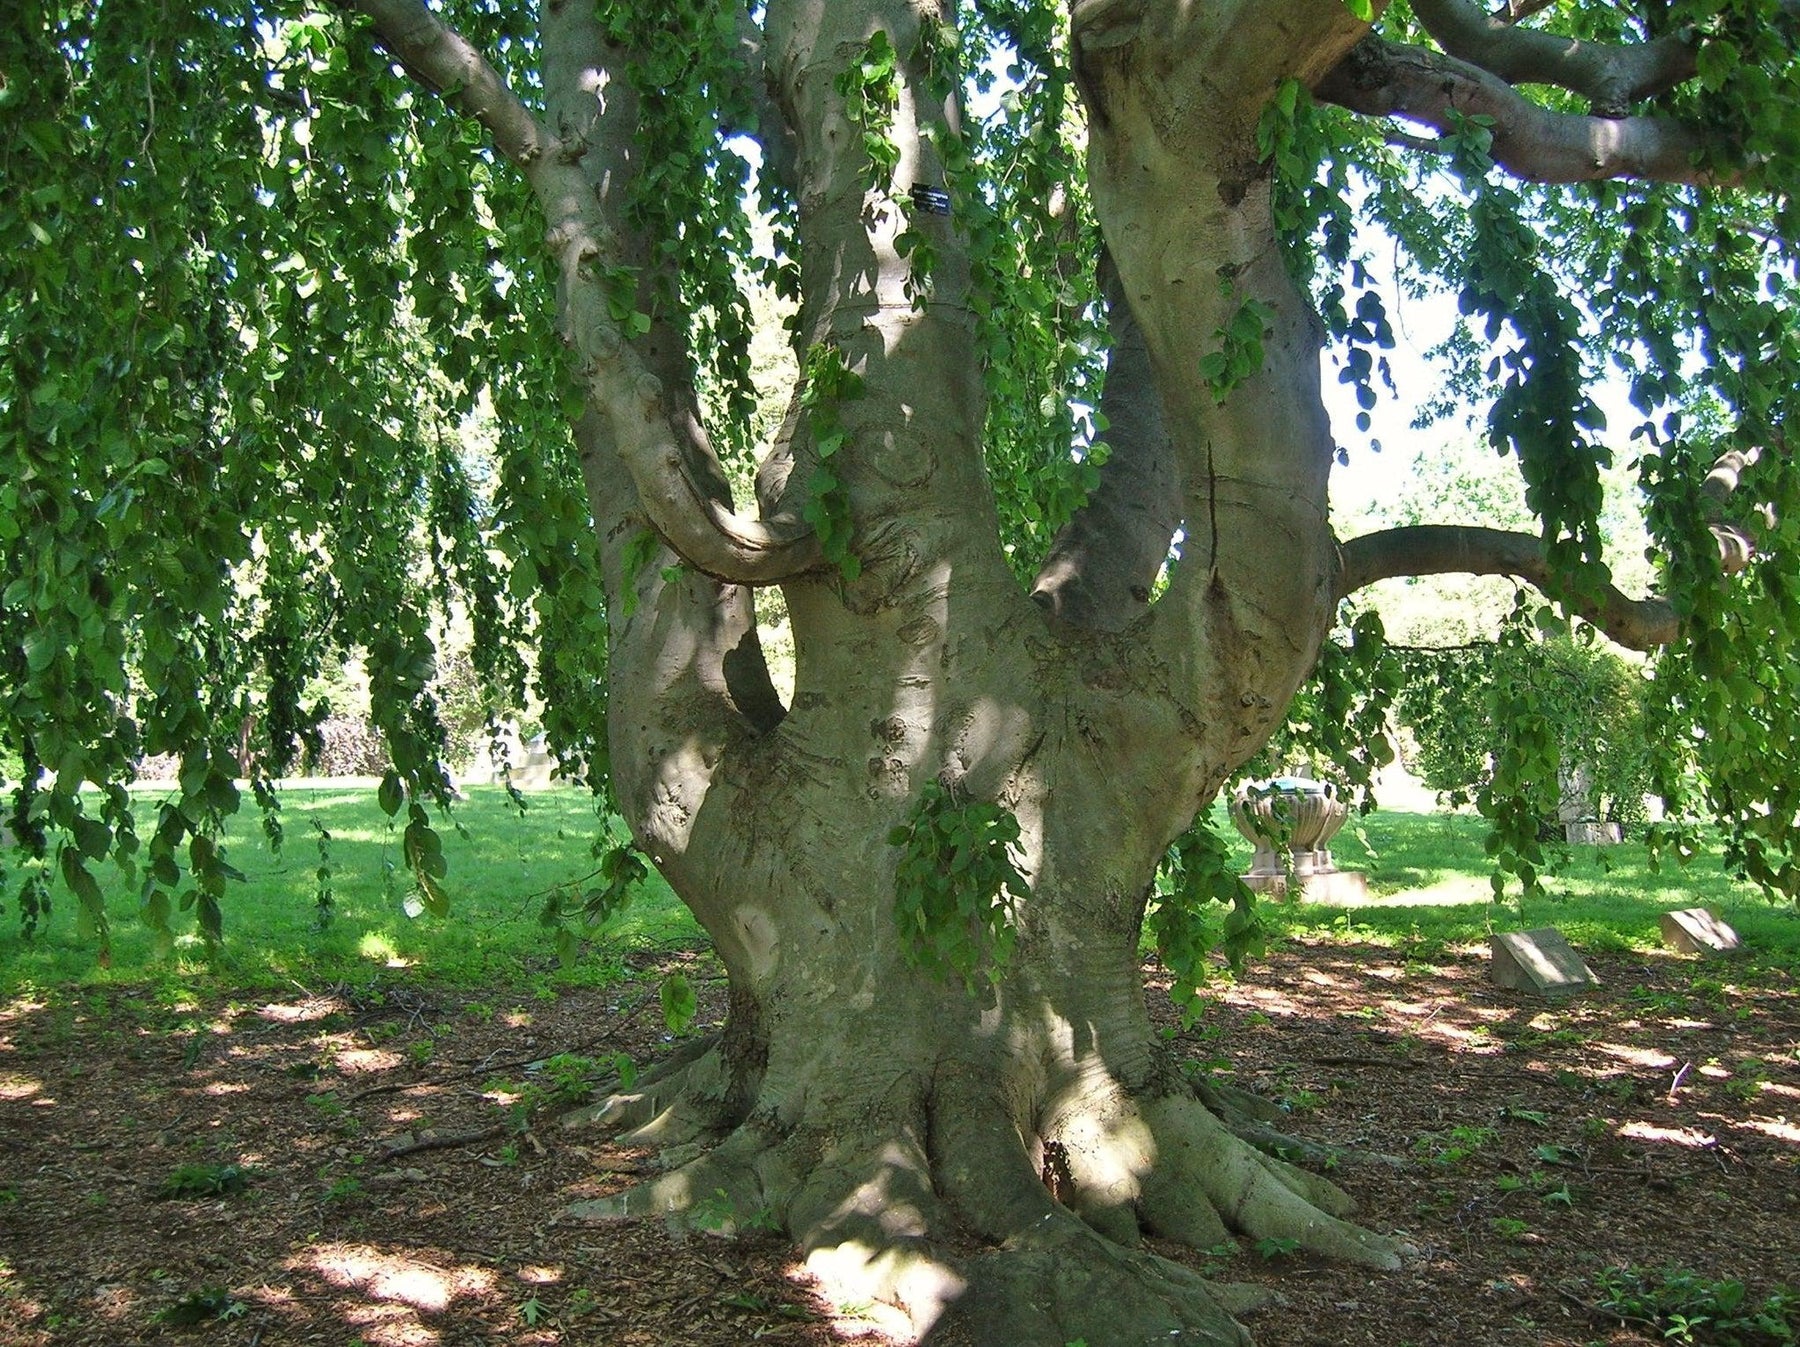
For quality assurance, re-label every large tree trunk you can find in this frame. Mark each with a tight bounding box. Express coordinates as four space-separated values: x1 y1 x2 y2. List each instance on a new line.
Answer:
569 616 1402 1344
536 3 1402 1342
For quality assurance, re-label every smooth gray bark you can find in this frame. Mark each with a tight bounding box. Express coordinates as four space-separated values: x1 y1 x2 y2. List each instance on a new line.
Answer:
342 0 1751 1340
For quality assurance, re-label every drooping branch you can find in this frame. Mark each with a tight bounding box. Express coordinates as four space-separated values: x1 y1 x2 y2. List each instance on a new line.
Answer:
1335 524 1678 649
1316 35 1726 184
348 0 822 588
343 0 551 169
1408 0 1696 113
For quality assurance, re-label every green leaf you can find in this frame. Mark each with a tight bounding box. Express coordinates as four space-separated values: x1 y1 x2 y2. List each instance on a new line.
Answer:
660 971 698 1033
378 771 405 818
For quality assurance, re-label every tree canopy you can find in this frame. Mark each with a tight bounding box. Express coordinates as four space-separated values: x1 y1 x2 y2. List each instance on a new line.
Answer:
10 1 1800 1341
5 0 1799 934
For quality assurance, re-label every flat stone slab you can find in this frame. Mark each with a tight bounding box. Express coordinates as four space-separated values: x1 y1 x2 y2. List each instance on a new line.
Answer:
1489 927 1598 998
1243 870 1369 905
1660 907 1742 958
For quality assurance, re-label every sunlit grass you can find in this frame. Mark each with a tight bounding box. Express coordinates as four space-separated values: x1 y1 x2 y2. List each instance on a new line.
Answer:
0 784 699 997
7 789 1800 997
1211 803 1800 969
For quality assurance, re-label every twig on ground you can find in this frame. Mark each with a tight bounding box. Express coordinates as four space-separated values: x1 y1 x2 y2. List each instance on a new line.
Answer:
377 1123 508 1159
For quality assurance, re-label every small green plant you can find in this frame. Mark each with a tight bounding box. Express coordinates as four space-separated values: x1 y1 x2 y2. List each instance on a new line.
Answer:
1723 1059 1770 1102
1494 1174 1526 1194
153 1289 246 1326
1629 984 1685 1014
306 1091 345 1120
155 1162 251 1200
1540 1182 1576 1207
1490 1217 1530 1240
323 1176 365 1205
305 1089 360 1135
408 1038 435 1067
1589 1266 1799 1346
517 1293 549 1327
1253 1236 1301 1261
1414 1124 1495 1166
539 1053 599 1105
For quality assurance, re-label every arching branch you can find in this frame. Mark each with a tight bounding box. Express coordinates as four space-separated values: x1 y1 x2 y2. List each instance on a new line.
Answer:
1316 35 1726 184
1335 524 1678 649
343 0 551 169
1408 0 1696 113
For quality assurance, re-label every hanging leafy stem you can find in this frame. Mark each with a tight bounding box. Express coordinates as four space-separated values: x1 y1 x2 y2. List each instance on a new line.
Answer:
889 781 1032 992
539 833 649 968
595 0 762 458
835 29 902 199
1199 287 1278 404
1149 822 1265 1027
799 343 864 580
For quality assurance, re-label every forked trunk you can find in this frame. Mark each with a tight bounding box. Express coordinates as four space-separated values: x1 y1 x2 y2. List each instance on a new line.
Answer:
568 649 1402 1345
546 4 1402 1341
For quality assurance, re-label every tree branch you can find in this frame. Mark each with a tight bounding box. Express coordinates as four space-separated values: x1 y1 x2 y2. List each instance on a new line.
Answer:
1409 0 1696 113
1335 524 1678 649
535 4 821 587
343 0 551 169
728 4 799 202
1030 254 1182 630
1699 446 1766 574
1316 35 1726 185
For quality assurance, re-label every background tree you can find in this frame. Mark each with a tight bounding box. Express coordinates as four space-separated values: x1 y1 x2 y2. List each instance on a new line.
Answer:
5 1 1800 1342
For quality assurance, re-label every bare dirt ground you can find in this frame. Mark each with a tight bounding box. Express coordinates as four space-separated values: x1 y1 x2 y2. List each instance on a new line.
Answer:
3 939 1797 1347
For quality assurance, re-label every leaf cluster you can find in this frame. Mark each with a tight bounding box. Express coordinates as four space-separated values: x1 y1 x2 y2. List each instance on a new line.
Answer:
888 781 1031 992
1148 821 1265 1026
1590 1264 1798 1346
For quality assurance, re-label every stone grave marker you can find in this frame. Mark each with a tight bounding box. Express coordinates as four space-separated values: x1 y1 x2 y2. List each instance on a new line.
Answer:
1659 907 1742 958
1489 927 1597 998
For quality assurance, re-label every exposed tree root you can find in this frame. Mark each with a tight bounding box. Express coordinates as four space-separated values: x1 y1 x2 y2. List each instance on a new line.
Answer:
561 1057 1407 1345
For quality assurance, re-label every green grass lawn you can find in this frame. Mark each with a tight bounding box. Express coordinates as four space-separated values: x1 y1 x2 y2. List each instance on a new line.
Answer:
1217 804 1800 969
0 784 701 999
4 789 1799 999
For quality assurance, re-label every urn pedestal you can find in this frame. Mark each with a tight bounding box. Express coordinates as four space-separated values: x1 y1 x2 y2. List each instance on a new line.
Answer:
1228 777 1368 904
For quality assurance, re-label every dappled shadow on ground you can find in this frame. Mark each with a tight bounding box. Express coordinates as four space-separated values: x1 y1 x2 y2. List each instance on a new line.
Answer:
1163 939 1800 1346
2 938 1796 1345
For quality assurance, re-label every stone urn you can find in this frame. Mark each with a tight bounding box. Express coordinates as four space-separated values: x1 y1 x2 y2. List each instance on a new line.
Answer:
1229 776 1349 881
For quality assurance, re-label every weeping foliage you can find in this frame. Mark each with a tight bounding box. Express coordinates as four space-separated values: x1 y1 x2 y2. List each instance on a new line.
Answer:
1259 1 1800 901
5 0 1800 961
0 2 604 949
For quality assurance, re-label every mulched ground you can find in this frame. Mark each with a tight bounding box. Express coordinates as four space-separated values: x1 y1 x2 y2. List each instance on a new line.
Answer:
2 936 1797 1346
